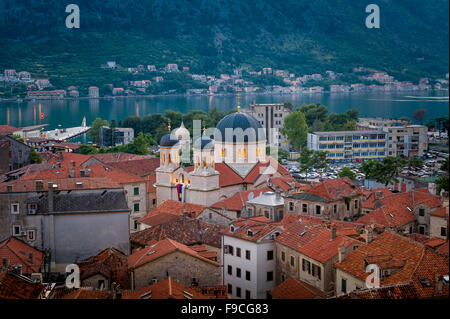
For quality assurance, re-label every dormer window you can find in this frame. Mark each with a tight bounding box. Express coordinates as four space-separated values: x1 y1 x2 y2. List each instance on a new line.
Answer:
247 230 253 237
230 226 235 233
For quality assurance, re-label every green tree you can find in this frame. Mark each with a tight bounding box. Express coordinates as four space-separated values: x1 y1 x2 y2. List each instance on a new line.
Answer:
360 159 380 180
77 144 99 155
30 147 42 164
374 157 407 186
299 104 328 127
436 176 449 193
122 116 142 136
441 157 449 172
408 157 424 171
281 110 308 151
338 167 356 180
89 118 109 145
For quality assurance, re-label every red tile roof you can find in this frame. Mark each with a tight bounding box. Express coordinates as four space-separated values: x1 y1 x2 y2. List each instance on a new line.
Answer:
0 237 44 274
210 188 272 212
356 206 415 229
408 234 447 249
47 152 91 168
243 157 290 184
61 288 113 299
269 176 301 192
334 231 449 292
18 164 145 185
361 188 393 210
338 281 419 299
0 125 19 135
293 178 362 202
0 177 122 192
131 218 224 249
76 247 130 290
107 158 160 177
221 216 282 243
0 272 44 299
128 239 220 269
123 277 209 299
88 153 151 164
357 191 444 229
275 220 359 264
270 277 328 299
436 241 449 256
139 200 206 226
431 207 449 219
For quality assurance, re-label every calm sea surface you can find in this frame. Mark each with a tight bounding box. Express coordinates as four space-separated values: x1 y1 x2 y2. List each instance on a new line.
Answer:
1 92 448 134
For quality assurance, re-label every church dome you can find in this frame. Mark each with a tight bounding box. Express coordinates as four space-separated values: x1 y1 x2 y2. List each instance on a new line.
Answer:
159 133 179 147
215 112 264 143
194 135 214 150
174 122 190 141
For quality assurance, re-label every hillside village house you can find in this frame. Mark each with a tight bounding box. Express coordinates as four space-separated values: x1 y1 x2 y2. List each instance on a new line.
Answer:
0 236 45 276
221 216 283 299
285 178 364 221
128 238 221 290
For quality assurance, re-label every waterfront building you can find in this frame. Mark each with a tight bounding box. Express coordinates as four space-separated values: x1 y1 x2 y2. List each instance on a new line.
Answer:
88 86 99 98
307 131 388 162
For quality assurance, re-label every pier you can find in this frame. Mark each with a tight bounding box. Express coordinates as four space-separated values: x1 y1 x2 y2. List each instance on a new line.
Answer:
41 117 90 141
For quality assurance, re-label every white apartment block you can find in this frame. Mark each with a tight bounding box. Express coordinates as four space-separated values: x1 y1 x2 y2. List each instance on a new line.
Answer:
222 218 283 299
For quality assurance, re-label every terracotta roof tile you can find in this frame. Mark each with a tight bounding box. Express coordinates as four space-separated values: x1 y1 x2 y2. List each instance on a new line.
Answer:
271 277 328 299
275 219 359 263
0 177 122 192
76 247 130 289
128 239 220 269
289 178 362 202
139 201 206 226
0 125 19 135
61 288 113 299
122 277 209 299
18 164 145 185
335 231 449 292
210 188 272 211
0 272 44 299
338 281 419 299
0 237 44 274
107 158 160 177
131 218 224 249
221 216 282 243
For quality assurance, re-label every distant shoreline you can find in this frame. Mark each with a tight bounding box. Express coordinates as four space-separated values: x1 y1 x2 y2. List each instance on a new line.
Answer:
0 89 447 103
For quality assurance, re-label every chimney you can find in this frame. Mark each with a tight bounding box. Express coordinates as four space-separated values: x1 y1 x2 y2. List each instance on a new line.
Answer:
69 168 75 178
365 226 374 245
330 224 337 240
375 191 383 199
47 182 54 212
57 152 63 162
435 275 443 294
71 160 76 168
28 252 33 265
338 245 346 263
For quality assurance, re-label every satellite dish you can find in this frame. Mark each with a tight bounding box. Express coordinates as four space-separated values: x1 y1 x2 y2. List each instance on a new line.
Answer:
248 192 254 201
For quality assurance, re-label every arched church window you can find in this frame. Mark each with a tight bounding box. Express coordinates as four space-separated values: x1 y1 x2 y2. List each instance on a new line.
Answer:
161 152 165 163
179 174 184 183
168 154 172 164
